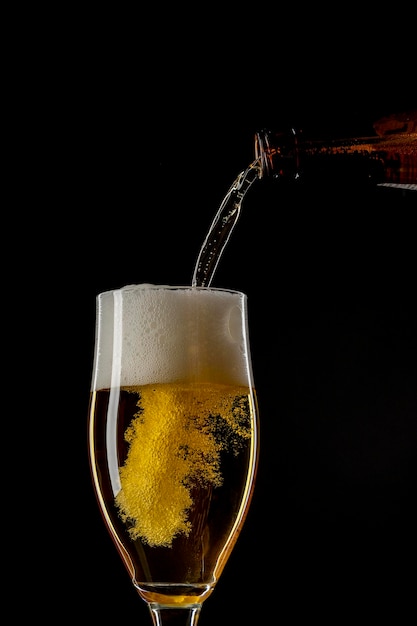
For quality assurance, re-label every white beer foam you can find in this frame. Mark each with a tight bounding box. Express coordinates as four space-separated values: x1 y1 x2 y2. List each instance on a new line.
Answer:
92 285 251 389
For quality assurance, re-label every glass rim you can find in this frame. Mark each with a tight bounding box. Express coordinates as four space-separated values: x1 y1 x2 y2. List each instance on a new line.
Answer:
97 283 247 298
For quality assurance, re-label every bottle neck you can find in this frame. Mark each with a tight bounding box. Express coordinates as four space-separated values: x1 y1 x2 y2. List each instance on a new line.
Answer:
255 126 417 189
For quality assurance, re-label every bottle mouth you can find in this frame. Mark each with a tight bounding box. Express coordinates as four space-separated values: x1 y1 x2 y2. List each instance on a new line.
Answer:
255 128 300 180
254 130 271 177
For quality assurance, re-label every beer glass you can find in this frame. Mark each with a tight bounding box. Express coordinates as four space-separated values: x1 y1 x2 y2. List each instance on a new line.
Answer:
88 284 259 625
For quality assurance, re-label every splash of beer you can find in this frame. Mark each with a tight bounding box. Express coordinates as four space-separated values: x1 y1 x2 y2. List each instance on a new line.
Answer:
115 382 251 547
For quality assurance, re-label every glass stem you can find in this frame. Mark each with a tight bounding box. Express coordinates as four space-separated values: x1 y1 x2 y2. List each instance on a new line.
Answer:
148 604 202 626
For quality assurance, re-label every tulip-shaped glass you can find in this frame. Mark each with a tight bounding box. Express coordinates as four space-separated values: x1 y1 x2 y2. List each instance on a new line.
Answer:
88 284 259 626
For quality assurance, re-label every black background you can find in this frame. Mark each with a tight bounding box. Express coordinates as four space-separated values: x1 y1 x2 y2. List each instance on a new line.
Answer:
28 14 417 625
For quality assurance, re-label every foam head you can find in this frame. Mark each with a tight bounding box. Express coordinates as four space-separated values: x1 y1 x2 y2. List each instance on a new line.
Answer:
91 284 252 389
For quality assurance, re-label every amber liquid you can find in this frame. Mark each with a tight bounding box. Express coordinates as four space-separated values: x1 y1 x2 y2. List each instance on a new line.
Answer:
89 383 258 606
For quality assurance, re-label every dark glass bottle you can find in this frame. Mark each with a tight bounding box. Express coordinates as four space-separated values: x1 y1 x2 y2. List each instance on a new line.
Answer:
255 110 417 191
